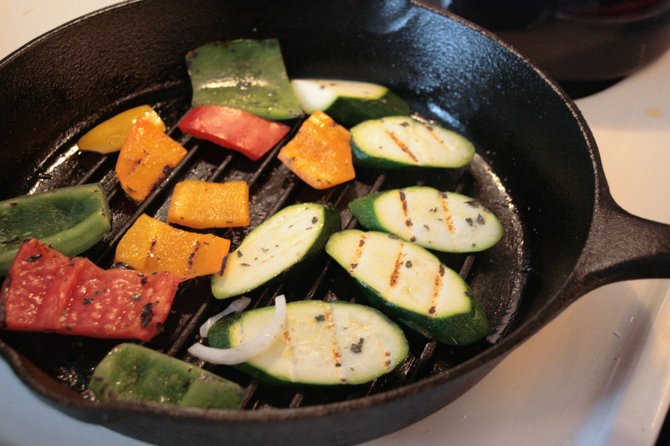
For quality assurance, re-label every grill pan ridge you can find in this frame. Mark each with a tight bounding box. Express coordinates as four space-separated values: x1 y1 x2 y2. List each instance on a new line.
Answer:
3 1 670 445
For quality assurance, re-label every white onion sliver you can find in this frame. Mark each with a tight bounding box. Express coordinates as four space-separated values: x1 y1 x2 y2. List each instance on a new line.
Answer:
198 296 252 338
188 295 287 365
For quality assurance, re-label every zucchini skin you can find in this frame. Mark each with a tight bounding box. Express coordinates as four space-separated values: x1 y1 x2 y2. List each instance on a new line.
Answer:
291 79 410 128
347 191 384 230
211 203 341 299
207 300 409 386
351 144 413 170
325 91 410 128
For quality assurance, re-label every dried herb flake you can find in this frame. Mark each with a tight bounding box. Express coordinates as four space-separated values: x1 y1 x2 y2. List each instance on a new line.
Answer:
350 337 365 353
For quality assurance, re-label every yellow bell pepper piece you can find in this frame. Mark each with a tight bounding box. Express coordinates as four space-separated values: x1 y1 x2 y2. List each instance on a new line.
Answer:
115 214 230 281
167 180 251 229
78 105 166 153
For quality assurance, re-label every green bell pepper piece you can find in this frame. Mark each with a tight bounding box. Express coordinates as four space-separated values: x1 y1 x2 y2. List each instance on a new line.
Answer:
0 183 111 274
186 39 302 120
89 343 245 409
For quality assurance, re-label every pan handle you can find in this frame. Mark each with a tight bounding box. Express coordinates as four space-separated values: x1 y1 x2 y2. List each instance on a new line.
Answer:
572 191 670 295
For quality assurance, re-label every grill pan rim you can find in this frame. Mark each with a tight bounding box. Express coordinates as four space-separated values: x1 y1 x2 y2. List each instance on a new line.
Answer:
0 0 655 443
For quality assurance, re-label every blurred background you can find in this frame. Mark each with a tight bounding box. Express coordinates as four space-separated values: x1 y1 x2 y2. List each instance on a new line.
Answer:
430 0 670 97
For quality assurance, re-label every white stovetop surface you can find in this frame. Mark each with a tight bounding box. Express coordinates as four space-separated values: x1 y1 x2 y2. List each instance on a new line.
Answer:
2 2 670 445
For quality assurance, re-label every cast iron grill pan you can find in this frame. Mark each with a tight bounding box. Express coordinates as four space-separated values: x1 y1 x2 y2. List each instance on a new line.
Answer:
10 0 664 444
0 86 527 410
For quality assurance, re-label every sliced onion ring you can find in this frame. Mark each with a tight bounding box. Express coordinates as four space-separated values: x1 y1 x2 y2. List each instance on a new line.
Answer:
198 296 251 338
188 295 287 365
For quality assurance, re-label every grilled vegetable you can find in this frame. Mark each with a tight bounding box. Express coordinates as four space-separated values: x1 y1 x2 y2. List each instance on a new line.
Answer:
350 116 475 169
77 105 165 154
115 118 187 203
348 186 503 253
291 79 410 127
115 214 230 281
278 111 355 189
186 39 302 120
167 180 250 229
178 105 290 161
89 343 245 409
207 299 409 385
0 239 179 340
211 203 340 299
326 230 489 345
190 295 286 364
0 183 111 275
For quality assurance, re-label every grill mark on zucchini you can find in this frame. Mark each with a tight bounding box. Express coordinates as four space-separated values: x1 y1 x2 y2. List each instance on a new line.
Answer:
428 263 444 315
281 327 297 382
438 191 455 233
349 234 367 272
389 248 404 288
323 305 346 382
398 190 413 230
423 123 447 147
383 128 418 162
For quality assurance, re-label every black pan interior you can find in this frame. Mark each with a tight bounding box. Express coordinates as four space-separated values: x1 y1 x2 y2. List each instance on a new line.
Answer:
0 70 526 404
0 0 599 443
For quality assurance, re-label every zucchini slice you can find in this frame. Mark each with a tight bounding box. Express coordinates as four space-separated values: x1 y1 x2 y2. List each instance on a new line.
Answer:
348 186 503 253
291 79 410 127
350 116 475 169
211 203 341 299
207 300 409 385
326 230 489 345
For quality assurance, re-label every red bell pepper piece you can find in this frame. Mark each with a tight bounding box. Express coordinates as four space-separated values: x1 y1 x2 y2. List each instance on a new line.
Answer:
178 105 290 161
0 239 180 340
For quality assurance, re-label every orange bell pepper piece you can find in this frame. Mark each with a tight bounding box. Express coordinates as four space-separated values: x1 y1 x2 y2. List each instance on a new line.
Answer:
167 180 250 229
115 214 230 280
115 119 187 203
278 111 355 189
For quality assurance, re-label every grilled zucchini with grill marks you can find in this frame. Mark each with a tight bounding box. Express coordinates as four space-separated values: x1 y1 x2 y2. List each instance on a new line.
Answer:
211 203 341 299
326 230 489 345
207 300 409 385
348 186 503 253
350 116 475 169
